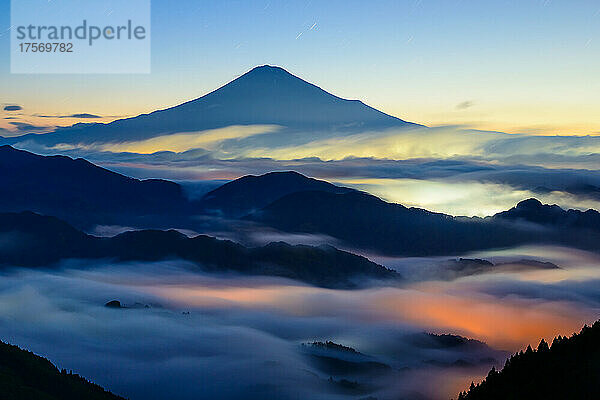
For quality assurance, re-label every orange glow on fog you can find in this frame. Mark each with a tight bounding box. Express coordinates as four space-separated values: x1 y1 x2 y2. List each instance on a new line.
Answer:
149 284 324 309
147 278 598 352
373 284 593 350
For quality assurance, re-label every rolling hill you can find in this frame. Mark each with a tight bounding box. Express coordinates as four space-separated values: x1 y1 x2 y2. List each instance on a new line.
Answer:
199 171 354 217
0 211 398 288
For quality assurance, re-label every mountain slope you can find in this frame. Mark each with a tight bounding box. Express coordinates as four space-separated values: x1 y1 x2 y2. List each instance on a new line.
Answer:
0 340 125 400
457 320 600 400
200 171 355 217
3 65 420 146
0 211 398 288
0 145 193 227
0 147 359 227
4 144 598 256
245 191 600 256
245 190 534 256
495 198 600 232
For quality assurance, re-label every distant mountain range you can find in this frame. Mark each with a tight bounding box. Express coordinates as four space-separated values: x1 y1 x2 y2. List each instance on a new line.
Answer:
2 66 420 148
0 145 350 227
458 320 600 400
1 146 600 257
0 145 193 228
0 340 125 400
0 211 398 288
245 190 600 255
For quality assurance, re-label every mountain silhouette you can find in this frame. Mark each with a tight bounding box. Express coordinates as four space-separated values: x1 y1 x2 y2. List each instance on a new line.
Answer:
3 146 600 256
200 171 355 217
301 341 392 385
433 258 560 281
3 66 420 147
0 211 398 288
244 190 533 256
0 339 125 400
0 145 193 228
457 320 600 400
245 191 600 256
0 146 359 226
495 198 600 232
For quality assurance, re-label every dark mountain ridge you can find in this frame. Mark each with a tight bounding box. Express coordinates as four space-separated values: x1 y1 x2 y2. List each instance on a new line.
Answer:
245 190 529 256
2 145 600 257
246 191 600 256
0 145 191 227
495 198 600 231
0 211 398 288
0 146 355 227
199 170 355 217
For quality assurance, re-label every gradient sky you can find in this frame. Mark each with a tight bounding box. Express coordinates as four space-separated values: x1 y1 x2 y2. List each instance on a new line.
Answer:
1 0 600 135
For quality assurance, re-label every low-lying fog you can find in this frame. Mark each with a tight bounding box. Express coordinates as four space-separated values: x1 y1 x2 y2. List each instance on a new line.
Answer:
0 245 598 400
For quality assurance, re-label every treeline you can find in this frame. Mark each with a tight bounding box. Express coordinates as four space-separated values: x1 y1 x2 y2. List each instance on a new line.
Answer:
457 320 600 400
0 340 126 400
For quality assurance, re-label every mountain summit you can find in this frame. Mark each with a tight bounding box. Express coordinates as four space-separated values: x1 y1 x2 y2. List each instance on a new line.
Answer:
3 65 420 147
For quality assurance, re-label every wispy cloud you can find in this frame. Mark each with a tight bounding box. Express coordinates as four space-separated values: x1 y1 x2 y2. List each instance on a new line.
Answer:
455 101 474 110
36 113 102 119
3 105 22 111
99 125 281 154
9 121 51 132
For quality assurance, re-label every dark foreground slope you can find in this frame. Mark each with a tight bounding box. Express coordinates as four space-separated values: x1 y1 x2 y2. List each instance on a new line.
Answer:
457 320 600 400
0 212 398 288
0 340 125 400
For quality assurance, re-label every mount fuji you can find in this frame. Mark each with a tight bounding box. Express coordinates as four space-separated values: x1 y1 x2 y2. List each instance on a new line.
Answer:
2 65 421 149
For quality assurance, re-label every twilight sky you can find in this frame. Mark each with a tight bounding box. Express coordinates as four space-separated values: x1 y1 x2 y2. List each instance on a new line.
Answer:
1 0 600 135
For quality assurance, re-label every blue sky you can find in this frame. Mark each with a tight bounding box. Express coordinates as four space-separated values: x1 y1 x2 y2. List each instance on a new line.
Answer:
1 0 600 134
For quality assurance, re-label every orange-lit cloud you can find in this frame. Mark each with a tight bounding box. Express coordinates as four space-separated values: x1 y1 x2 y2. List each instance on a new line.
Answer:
147 271 598 351
372 283 593 350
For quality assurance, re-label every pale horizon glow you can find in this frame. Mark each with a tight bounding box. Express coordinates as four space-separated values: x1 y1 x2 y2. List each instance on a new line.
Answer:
2 1 600 136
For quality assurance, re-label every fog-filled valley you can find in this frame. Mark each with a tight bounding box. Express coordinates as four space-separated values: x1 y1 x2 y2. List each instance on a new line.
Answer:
2 243 599 399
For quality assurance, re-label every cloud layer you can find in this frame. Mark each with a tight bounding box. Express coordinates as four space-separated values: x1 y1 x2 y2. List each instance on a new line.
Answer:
0 244 598 400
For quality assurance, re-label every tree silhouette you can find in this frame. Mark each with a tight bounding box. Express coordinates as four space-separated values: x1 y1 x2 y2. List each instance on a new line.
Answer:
456 320 600 400
0 340 125 400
